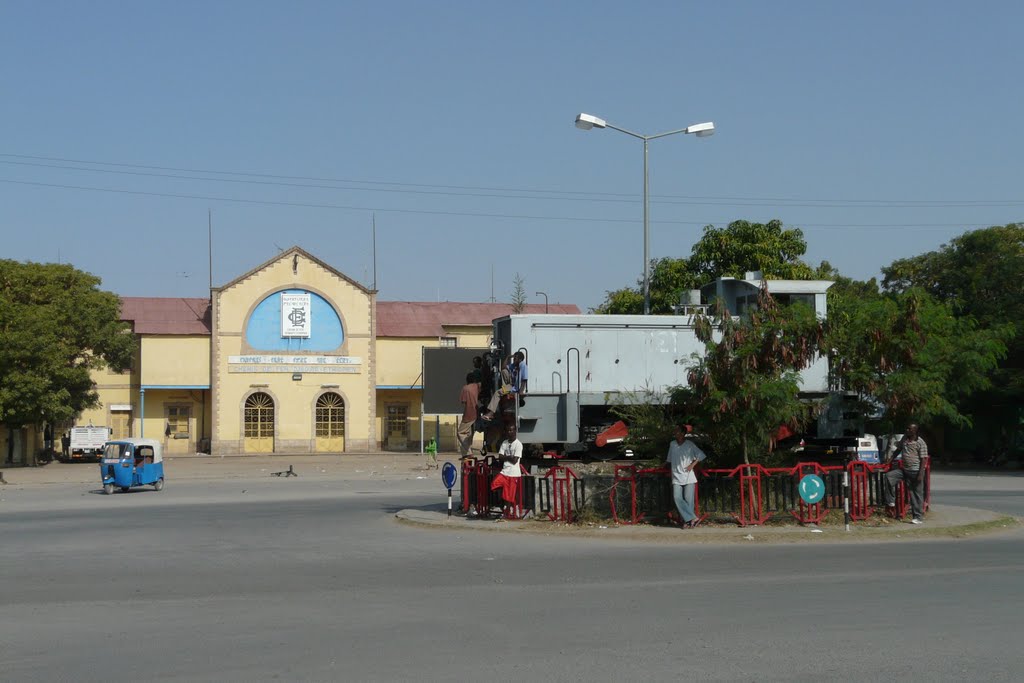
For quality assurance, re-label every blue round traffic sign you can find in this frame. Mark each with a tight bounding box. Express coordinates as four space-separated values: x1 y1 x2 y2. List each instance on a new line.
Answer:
798 474 825 504
441 461 458 490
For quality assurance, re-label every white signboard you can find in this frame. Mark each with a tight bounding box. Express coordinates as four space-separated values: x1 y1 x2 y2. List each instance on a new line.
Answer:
281 292 311 338
228 355 360 365
229 365 360 374
227 355 361 374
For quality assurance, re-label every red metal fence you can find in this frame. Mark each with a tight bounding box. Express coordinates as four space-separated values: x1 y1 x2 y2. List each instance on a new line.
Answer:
462 457 930 526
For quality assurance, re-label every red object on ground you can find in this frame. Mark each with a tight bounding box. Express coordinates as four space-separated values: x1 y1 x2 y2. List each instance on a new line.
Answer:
595 421 629 448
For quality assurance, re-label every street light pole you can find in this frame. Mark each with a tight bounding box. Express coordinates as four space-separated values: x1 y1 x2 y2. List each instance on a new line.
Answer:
574 113 715 315
535 291 549 313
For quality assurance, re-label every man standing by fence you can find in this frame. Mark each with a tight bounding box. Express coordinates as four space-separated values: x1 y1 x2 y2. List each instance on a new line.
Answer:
666 423 707 529
457 373 480 458
884 423 929 524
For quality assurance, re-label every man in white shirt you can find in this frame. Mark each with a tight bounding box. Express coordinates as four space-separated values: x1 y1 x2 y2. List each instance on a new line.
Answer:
490 423 524 516
666 423 707 528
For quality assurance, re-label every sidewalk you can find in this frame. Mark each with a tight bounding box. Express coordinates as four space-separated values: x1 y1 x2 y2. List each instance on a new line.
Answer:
0 452 439 485
395 503 1018 543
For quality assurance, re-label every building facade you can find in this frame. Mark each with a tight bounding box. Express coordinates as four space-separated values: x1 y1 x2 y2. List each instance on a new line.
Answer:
71 246 578 455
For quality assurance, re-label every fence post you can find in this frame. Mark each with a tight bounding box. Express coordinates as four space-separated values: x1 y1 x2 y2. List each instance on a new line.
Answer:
544 465 579 523
847 461 874 521
609 465 640 525
736 464 772 526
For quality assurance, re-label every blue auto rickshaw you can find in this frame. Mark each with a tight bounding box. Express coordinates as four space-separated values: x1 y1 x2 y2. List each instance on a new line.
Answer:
100 438 165 494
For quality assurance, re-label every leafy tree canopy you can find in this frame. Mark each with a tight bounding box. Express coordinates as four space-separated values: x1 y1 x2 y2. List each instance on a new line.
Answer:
672 287 825 465
881 224 1024 400
826 286 1010 433
0 260 134 429
594 219 825 314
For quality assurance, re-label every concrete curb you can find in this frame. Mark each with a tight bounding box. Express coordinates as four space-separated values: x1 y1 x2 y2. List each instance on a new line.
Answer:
395 504 1021 543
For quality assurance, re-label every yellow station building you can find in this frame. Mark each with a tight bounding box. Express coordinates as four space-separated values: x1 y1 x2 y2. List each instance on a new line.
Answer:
59 246 577 457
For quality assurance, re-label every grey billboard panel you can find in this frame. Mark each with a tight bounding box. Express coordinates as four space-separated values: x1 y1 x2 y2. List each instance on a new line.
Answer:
422 347 489 414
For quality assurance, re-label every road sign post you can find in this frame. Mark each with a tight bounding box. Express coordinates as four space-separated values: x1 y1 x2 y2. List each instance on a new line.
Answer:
441 461 458 519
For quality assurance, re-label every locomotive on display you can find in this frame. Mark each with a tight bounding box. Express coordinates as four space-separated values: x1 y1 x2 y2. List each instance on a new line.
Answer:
483 276 843 460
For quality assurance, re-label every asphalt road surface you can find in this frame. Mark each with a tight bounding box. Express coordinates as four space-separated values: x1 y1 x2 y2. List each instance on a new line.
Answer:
2 473 1023 682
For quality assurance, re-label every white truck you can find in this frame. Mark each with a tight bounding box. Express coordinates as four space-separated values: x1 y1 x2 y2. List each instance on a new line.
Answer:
68 425 110 461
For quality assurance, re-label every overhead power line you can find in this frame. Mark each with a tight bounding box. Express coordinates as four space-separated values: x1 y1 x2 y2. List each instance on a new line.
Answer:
0 177 1002 231
1 152 1022 209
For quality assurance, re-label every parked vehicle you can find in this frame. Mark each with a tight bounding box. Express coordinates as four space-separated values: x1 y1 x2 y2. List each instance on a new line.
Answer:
856 434 880 463
68 425 110 462
99 438 164 494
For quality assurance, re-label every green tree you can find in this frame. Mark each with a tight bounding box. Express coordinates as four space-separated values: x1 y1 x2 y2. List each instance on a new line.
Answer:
826 287 1010 435
594 219 822 314
510 272 527 313
881 224 1024 400
671 286 824 465
688 219 817 281
0 260 134 454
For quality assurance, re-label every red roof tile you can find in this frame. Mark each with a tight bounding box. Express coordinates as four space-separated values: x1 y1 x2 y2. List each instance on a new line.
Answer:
120 297 212 335
118 298 580 337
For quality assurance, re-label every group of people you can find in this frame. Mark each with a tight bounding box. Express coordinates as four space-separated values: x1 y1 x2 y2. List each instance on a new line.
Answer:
665 421 930 529
455 351 529 516
457 351 528 459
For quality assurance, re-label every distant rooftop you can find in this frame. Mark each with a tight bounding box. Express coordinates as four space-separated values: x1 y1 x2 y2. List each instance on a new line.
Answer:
118 297 580 337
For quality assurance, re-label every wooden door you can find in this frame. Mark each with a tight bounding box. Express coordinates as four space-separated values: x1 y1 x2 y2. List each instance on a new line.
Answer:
385 404 409 450
110 412 131 440
165 405 192 454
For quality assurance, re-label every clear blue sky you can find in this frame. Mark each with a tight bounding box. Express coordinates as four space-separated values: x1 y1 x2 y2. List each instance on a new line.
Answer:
2 1 1022 312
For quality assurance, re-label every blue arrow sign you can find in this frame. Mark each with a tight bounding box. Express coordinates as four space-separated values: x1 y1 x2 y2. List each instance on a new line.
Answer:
798 474 825 505
441 461 458 490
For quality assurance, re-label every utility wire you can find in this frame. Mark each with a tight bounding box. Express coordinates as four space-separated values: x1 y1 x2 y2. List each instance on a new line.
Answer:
0 177 1001 230
2 152 1022 208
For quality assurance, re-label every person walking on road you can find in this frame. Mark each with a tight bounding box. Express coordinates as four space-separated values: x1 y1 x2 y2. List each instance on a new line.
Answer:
666 423 707 528
884 423 929 524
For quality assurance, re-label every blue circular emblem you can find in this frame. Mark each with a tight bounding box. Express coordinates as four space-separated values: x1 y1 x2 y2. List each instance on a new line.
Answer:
798 474 825 505
441 462 458 490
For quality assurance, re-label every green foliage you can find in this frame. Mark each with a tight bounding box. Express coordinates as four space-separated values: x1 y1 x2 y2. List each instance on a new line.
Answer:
510 272 527 313
688 219 817 281
672 287 823 465
0 260 134 428
881 224 1024 401
827 286 1010 432
594 219 825 314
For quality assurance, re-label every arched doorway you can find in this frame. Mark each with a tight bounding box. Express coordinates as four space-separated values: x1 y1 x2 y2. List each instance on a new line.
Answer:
315 392 345 452
244 392 275 453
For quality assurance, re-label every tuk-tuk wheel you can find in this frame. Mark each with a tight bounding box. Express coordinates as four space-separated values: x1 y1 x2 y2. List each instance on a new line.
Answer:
103 483 114 495
154 478 164 491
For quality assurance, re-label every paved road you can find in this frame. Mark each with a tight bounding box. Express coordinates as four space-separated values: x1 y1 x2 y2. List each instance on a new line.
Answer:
2 469 1022 682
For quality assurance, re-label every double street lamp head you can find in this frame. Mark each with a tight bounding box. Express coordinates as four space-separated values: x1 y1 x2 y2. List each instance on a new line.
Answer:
573 111 716 316
575 112 715 138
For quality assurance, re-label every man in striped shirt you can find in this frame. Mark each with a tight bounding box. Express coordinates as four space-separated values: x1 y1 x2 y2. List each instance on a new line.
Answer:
884 423 930 524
